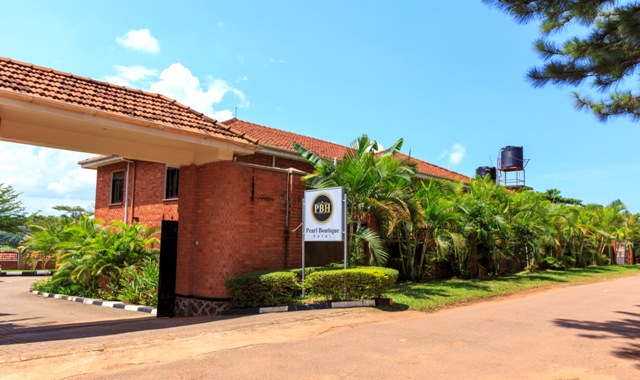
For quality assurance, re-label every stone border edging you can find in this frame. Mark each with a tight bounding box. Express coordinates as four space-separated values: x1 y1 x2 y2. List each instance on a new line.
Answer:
0 270 52 276
222 298 392 316
30 289 157 315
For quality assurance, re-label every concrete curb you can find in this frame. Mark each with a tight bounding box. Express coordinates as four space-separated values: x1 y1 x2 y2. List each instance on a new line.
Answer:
30 289 157 315
0 270 52 276
222 298 391 316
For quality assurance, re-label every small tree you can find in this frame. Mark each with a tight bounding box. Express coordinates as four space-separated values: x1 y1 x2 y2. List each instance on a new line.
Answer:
0 183 27 234
294 135 415 266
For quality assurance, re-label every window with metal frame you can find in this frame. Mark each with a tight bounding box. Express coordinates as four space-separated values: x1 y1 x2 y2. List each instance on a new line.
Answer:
165 167 179 199
110 171 125 204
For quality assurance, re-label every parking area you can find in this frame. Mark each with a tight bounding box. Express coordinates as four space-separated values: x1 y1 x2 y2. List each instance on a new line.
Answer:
0 276 156 356
0 276 151 328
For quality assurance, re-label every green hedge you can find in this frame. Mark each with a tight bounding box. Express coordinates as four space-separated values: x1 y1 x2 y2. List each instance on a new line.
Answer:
224 270 301 308
305 267 398 301
289 263 345 280
225 266 399 308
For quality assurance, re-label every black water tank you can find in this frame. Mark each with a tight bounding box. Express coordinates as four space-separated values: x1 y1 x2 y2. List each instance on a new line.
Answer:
500 146 524 169
475 166 496 181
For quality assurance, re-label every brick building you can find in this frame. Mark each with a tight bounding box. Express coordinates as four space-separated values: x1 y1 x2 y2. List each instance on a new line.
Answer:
0 57 469 316
81 118 470 315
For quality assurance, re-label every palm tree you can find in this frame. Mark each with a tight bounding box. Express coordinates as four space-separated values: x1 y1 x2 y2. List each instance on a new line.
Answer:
508 191 545 261
23 215 159 297
456 178 508 277
412 180 467 281
294 134 415 266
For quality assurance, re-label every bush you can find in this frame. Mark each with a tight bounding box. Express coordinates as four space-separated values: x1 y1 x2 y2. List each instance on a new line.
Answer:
543 255 576 270
225 271 301 308
304 267 398 301
113 258 159 306
289 263 345 280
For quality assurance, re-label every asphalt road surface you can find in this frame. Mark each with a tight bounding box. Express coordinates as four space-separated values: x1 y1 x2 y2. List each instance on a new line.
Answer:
2 274 639 379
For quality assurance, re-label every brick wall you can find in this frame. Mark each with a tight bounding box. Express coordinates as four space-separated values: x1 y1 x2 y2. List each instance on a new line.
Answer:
0 250 18 270
94 161 178 227
93 153 311 299
175 160 306 298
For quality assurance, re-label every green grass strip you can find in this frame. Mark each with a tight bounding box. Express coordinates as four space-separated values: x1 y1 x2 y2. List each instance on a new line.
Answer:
384 265 640 312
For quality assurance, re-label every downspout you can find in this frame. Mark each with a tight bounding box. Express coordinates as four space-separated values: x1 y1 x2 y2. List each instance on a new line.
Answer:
130 161 137 224
123 161 130 224
122 159 135 225
285 169 291 267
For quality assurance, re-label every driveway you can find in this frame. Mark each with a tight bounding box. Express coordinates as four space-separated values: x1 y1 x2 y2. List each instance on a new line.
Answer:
0 276 153 350
2 274 640 379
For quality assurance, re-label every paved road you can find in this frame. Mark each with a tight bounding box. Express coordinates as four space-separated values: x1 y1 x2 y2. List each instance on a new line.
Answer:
0 276 152 354
2 275 640 379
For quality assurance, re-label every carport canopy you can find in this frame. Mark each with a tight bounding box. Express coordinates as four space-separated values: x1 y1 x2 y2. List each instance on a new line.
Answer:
0 57 259 166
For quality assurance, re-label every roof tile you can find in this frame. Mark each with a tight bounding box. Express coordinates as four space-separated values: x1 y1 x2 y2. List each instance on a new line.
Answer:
223 118 470 182
0 57 256 145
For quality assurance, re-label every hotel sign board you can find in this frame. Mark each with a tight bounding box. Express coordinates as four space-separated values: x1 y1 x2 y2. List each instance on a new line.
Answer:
303 187 345 242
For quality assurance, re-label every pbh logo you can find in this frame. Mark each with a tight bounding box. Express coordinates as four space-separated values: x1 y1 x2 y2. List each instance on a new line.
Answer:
311 193 333 224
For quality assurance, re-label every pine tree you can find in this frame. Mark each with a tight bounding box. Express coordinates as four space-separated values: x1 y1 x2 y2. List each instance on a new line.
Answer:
0 183 27 233
484 0 640 121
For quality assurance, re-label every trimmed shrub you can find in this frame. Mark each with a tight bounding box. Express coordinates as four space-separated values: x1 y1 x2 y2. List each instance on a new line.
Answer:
225 270 301 308
305 267 398 301
290 263 345 280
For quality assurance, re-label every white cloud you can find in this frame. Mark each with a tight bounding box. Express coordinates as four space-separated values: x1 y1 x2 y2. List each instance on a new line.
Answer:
149 63 248 119
104 65 158 87
116 29 160 54
448 143 466 166
102 62 246 119
237 54 245 65
213 109 234 121
0 142 95 215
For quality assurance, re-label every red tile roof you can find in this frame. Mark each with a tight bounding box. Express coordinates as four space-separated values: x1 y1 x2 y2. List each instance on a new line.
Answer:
0 57 256 145
223 118 470 182
222 118 348 159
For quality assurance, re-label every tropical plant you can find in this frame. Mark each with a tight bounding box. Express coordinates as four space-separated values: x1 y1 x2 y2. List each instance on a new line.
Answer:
25 216 160 302
295 135 639 279
116 257 160 306
294 134 415 266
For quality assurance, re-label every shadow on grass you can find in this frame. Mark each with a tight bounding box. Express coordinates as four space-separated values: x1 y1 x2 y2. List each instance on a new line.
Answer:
488 274 569 284
384 265 640 313
392 280 493 299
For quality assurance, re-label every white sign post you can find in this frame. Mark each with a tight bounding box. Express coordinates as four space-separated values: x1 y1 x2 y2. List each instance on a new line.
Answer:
301 187 347 296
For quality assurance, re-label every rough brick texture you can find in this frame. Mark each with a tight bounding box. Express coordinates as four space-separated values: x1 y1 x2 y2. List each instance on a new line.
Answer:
94 161 178 227
175 159 306 298
94 152 311 299
0 250 18 270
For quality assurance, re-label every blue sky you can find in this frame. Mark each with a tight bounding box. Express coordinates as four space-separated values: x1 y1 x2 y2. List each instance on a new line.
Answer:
1 1 638 215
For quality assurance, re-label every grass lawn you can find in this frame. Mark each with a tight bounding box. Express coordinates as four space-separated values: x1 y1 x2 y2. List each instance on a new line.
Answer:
384 265 640 312
0 269 43 273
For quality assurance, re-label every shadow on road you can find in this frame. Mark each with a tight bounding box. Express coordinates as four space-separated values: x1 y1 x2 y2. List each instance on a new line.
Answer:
553 306 640 369
0 314 245 346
